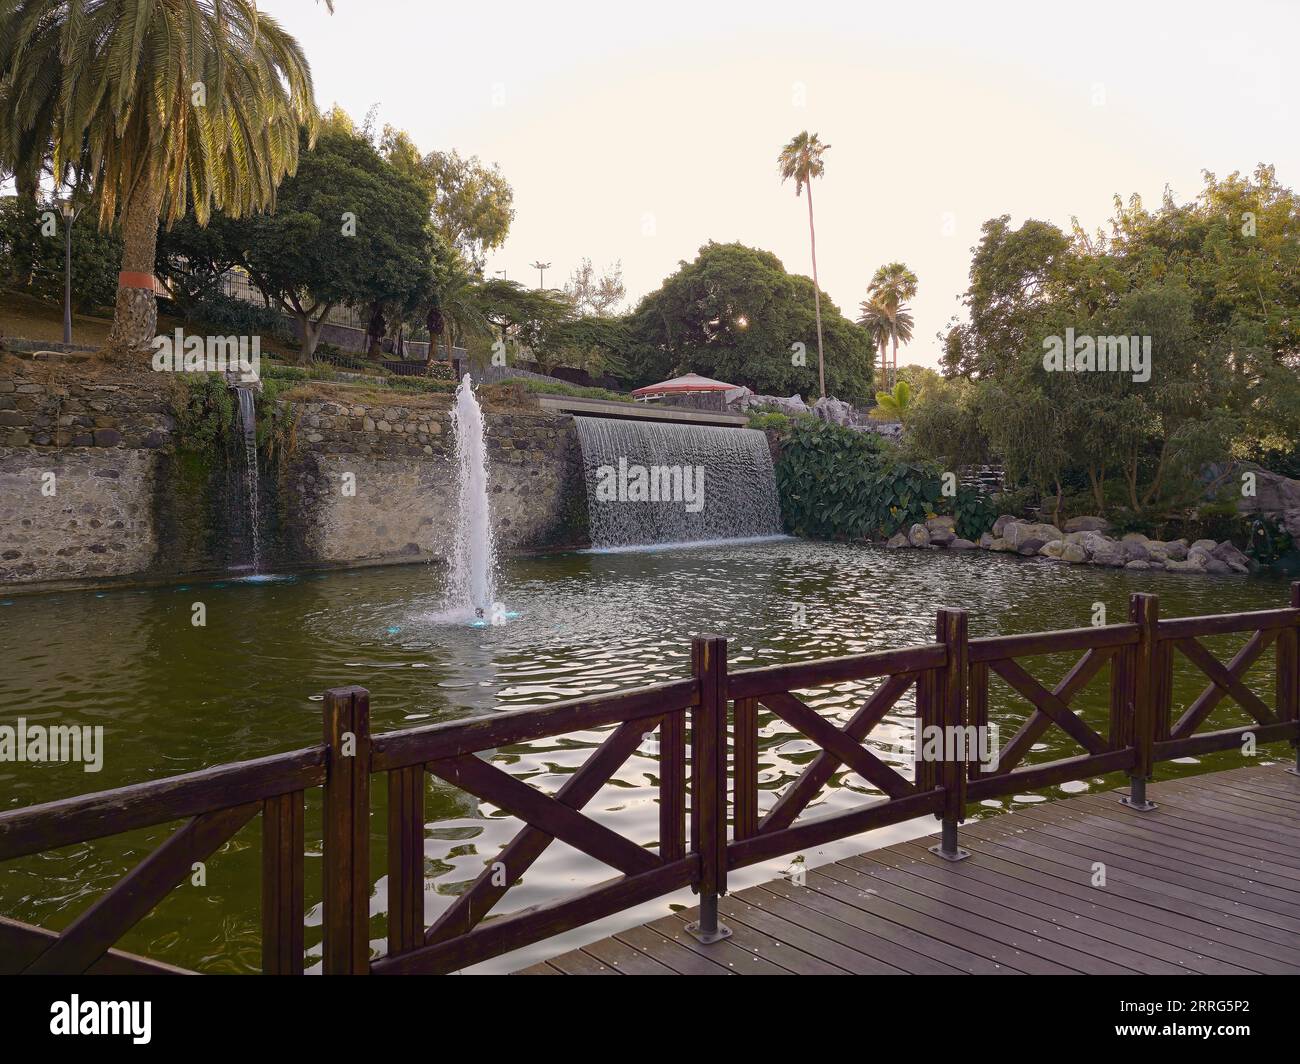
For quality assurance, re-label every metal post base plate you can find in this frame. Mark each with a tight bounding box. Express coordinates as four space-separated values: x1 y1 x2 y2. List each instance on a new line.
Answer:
928 843 971 862
684 920 732 944
1120 795 1158 812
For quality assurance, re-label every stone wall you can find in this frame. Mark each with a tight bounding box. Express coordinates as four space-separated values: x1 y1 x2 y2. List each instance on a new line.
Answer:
0 356 588 589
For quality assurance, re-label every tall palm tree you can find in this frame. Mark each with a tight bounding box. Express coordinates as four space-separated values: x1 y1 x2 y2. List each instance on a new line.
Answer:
0 1 325 358
866 262 918 388
778 131 830 398
857 297 891 389
425 252 487 366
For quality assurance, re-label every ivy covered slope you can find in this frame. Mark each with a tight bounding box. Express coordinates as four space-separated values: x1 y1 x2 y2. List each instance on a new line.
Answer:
773 419 994 542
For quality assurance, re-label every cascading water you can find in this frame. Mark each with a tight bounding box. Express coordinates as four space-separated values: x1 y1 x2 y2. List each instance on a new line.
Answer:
234 385 261 571
574 416 784 549
444 375 499 622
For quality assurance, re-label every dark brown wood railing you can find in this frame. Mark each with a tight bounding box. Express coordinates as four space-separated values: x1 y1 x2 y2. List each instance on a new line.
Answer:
1 583 1296 975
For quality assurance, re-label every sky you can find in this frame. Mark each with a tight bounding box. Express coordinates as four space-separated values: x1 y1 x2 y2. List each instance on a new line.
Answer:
260 0 1298 368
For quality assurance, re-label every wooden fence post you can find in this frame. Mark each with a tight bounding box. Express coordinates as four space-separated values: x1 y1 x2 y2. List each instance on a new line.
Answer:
930 608 971 861
322 686 371 974
1123 594 1159 811
1284 582 1300 775
686 636 731 943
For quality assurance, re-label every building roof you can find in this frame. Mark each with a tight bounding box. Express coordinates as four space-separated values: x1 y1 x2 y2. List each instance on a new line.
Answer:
631 372 738 396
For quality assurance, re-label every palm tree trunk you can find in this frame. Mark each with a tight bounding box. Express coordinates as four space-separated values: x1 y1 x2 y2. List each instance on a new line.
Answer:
892 333 899 387
805 181 826 399
105 172 163 358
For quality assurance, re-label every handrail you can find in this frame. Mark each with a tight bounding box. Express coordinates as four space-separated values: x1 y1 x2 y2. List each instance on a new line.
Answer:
1 582 1296 975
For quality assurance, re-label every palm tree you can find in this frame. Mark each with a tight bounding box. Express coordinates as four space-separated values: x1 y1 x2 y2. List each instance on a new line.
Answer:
778 131 830 398
425 252 487 367
0 1 325 358
870 379 913 422
866 262 918 388
857 297 891 389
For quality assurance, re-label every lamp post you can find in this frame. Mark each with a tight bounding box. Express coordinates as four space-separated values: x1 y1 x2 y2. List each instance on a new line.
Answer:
529 260 551 289
58 198 78 345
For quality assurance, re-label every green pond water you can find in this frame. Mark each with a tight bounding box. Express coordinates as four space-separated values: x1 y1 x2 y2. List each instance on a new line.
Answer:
0 540 1294 972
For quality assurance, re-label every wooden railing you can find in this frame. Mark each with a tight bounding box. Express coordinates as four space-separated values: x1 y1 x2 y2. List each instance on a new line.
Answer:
1 584 1296 975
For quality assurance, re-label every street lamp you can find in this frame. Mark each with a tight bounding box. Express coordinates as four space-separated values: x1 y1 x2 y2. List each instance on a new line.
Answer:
529 260 551 289
58 198 79 345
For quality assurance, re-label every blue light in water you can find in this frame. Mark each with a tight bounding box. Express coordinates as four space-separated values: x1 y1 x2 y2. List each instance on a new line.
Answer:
1 601 12 607
470 619 489 628
386 626 401 635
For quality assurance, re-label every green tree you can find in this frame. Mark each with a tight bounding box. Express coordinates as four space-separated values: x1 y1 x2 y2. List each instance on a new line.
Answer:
778 131 831 397
866 262 918 387
870 380 913 422
0 0 325 357
414 149 514 271
626 241 874 399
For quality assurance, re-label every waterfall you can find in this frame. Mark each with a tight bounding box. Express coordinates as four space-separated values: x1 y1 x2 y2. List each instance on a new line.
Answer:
574 416 784 549
234 385 261 571
445 375 498 621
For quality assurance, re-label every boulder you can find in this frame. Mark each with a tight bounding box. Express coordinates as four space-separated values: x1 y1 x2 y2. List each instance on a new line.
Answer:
1162 540 1189 561
1190 538 1218 554
1122 541 1150 563
908 523 931 548
1005 521 1064 549
1039 540 1066 559
992 515 1018 538
812 396 856 425
1211 541 1250 569
1124 560 1150 571
1204 558 1232 575
925 516 956 533
1090 544 1126 567
1166 552 1208 573
1061 542 1088 563
1063 516 1112 533
988 537 1014 552
979 532 995 549
1017 538 1047 556
949 538 977 551
929 529 957 547
886 532 909 549
1120 532 1152 544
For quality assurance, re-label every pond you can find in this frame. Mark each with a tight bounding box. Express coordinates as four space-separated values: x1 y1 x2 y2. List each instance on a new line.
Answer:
1 540 1293 972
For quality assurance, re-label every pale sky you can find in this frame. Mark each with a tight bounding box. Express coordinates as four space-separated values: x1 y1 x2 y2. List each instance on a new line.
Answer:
264 0 1297 367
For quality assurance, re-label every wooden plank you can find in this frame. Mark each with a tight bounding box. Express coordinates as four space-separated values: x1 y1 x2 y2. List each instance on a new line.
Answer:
718 893 907 974
664 910 844 975
732 696 759 840
581 934 677 975
612 923 733 975
24 802 260 975
969 623 1138 663
1171 628 1278 738
1157 608 1299 640
0 746 325 861
644 914 793 975
386 766 425 956
370 679 699 772
548 949 619 975
659 710 686 860
426 719 650 944
728 644 946 700
513 961 563 975
966 749 1134 801
262 791 305 975
322 686 371 976
988 657 1108 756
0 915 195 976
692 635 728 899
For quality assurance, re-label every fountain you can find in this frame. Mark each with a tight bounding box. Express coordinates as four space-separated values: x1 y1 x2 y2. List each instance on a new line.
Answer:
574 416 784 549
233 384 261 571
444 375 499 623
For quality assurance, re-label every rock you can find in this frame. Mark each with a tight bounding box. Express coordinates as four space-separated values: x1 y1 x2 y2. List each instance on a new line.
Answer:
1211 541 1250 568
1124 560 1150 571
988 537 1014 552
1228 560 1250 574
908 523 931 548
979 532 995 549
1017 538 1047 556
1122 541 1150 563
1145 543 1169 562
1204 558 1231 574
1063 516 1112 533
1090 544 1126 567
1167 552 1208 573
1061 542 1088 563
812 396 856 425
992 515 1018 537
1121 532 1151 544
1039 540 1066 559
886 533 909 549
1162 540 1189 561
1005 521 1064 549
949 538 976 551
930 529 957 546
1190 538 1218 554
925 516 956 533
92 428 121 447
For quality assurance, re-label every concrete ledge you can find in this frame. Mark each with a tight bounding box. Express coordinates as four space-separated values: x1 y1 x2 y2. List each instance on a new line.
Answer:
535 394 750 427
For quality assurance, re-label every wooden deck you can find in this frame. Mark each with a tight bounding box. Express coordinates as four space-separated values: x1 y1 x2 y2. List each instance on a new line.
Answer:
518 764 1300 975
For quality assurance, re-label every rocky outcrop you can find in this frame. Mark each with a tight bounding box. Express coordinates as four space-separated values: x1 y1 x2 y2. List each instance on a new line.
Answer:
883 515 1255 577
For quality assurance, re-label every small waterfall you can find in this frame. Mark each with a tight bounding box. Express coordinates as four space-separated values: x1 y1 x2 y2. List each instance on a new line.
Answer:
234 385 261 571
574 416 783 549
445 375 498 621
